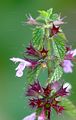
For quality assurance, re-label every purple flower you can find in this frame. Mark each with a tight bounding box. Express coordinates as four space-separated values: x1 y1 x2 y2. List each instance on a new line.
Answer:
56 82 71 97
53 20 64 26
26 80 71 114
61 49 76 73
23 111 46 120
26 15 38 25
62 60 73 73
10 45 48 77
67 49 76 58
51 81 60 91
38 110 46 120
63 82 72 95
10 57 32 77
65 48 76 60
26 81 43 97
23 113 36 120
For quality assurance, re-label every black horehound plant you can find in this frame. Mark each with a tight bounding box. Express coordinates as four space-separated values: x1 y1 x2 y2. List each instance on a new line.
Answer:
10 8 76 120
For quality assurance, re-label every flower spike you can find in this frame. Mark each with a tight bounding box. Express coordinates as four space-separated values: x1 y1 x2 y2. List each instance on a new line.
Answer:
10 8 75 120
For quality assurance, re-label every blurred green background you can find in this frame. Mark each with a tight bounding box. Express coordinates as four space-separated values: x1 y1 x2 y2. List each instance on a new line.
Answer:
0 0 76 120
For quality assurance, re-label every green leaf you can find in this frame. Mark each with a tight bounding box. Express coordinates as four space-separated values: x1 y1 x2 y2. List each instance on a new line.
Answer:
32 27 44 49
47 8 53 16
52 34 66 61
38 10 49 18
50 65 63 82
60 98 76 119
37 8 53 22
58 32 67 41
50 13 59 21
26 66 41 84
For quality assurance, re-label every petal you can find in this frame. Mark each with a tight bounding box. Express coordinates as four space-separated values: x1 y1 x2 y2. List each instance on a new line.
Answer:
26 15 38 25
63 60 73 73
10 57 32 77
63 66 72 73
63 83 72 92
38 117 44 120
67 49 76 57
51 81 60 91
38 110 46 120
53 20 64 26
23 113 36 120
15 62 26 71
16 70 23 77
63 60 73 66
71 49 76 57
10 57 25 63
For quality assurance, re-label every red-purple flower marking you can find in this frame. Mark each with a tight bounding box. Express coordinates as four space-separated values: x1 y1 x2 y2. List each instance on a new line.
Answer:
39 47 48 59
26 44 39 57
26 81 43 97
26 44 48 59
50 24 60 36
26 81 71 116
24 58 39 69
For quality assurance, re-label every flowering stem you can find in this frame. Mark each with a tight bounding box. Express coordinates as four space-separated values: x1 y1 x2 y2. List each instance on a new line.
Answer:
47 39 51 120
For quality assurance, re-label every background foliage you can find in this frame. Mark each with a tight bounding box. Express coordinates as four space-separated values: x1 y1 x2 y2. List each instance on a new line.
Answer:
0 0 76 120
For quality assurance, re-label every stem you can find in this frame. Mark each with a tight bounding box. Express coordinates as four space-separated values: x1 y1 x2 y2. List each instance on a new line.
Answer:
45 28 51 120
47 38 51 78
45 28 51 84
48 110 51 120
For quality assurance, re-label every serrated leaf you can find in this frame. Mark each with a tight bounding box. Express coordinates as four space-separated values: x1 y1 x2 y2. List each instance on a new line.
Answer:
32 27 44 49
52 35 66 61
26 66 41 84
60 98 76 119
50 66 63 82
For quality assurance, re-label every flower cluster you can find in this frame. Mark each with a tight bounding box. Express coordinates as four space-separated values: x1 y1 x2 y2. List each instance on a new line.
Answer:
10 44 76 78
10 44 48 77
23 81 71 119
